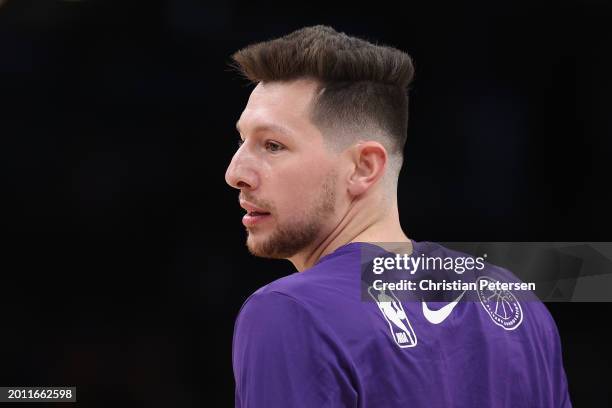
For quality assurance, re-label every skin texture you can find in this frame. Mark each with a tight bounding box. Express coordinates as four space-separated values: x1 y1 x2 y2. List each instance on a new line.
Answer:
225 78 412 271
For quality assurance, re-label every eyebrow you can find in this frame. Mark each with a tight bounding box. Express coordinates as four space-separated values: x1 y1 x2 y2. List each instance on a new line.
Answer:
235 120 294 138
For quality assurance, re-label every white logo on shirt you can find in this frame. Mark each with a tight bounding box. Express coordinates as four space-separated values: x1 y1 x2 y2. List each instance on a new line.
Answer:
476 277 523 330
422 290 466 324
368 287 417 348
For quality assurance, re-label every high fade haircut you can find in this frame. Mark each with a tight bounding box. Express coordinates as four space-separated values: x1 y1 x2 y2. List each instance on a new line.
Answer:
230 25 415 170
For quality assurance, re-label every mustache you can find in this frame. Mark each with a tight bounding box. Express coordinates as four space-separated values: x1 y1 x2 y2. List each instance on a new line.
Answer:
239 194 274 211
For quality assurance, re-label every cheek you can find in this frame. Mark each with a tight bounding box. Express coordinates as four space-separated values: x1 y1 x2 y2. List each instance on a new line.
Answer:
272 165 330 212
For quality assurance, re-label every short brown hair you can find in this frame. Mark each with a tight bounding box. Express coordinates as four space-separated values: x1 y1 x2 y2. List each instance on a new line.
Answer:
230 25 415 158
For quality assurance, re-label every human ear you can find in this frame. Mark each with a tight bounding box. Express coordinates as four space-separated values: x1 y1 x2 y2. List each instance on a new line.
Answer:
346 141 387 196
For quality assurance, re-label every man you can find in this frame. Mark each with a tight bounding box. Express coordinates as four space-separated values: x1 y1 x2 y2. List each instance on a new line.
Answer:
225 25 571 407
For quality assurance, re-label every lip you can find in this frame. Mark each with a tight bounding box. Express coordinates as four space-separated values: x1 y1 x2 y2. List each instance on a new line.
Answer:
240 200 272 227
239 200 269 214
242 212 271 227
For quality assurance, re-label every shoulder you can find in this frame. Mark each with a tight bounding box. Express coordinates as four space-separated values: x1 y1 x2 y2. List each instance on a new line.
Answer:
235 288 310 329
232 288 341 379
232 264 346 356
232 286 323 350
232 287 358 407
240 260 336 306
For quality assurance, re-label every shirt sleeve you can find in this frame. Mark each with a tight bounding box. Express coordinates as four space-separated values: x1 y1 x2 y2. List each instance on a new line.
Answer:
232 291 358 408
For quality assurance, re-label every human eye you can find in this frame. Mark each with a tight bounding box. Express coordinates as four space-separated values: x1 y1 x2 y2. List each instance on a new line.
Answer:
265 140 284 152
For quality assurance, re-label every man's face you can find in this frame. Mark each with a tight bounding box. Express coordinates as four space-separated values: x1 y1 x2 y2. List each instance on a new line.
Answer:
225 79 340 259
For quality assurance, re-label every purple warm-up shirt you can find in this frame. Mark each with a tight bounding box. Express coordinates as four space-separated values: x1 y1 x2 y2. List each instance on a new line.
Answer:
232 240 571 407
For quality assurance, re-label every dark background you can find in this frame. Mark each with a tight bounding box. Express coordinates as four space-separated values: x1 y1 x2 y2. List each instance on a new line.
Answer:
1 0 611 406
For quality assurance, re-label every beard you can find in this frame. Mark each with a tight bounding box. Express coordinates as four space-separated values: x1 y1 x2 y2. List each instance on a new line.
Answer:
245 171 336 259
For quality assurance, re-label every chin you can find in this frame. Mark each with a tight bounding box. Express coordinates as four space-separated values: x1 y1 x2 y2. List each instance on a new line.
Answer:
245 231 298 259
244 216 324 259
246 241 281 259
245 232 273 258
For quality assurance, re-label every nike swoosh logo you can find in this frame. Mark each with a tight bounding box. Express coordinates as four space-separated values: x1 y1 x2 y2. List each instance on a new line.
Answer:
422 291 466 324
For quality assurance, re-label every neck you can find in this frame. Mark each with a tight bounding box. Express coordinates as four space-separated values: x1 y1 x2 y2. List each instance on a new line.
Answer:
289 198 412 272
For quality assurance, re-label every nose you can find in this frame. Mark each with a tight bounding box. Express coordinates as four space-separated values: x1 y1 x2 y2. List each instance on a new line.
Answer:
225 146 259 190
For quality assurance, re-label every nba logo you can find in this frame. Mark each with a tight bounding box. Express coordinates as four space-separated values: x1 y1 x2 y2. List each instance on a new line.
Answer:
368 286 417 348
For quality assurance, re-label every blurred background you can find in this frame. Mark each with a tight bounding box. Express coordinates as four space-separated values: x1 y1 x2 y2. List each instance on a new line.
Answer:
1 0 611 406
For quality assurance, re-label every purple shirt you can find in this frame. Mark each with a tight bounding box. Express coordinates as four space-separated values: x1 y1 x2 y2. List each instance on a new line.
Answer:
232 241 572 407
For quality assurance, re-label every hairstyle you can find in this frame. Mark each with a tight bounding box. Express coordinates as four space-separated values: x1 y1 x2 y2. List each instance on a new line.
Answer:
230 25 415 161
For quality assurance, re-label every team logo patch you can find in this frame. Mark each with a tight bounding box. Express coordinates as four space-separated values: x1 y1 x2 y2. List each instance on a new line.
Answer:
368 287 417 348
476 277 523 330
